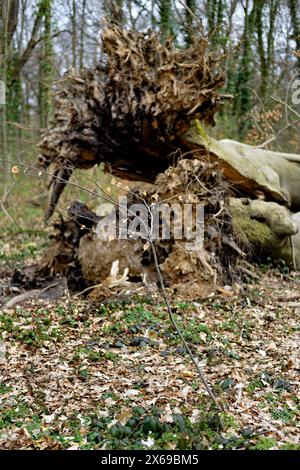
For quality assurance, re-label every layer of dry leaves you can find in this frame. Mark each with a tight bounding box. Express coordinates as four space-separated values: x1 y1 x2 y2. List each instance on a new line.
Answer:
0 267 299 450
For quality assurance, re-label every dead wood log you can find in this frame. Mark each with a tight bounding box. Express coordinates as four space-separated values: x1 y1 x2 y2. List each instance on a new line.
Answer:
184 122 300 210
2 280 67 310
229 197 300 267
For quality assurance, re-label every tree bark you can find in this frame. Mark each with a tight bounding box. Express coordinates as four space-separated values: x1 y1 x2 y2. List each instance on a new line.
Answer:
288 0 300 69
38 0 54 128
10 3 44 84
184 122 300 210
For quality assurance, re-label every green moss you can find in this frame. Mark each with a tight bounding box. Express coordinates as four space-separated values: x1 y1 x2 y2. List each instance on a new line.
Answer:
251 437 277 450
280 443 300 450
230 199 272 247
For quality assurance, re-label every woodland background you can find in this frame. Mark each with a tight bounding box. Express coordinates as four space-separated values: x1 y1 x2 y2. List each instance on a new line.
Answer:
0 0 300 451
1 0 300 151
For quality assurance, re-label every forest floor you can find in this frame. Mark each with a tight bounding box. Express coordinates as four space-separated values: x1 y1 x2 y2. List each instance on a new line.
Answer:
0 222 300 451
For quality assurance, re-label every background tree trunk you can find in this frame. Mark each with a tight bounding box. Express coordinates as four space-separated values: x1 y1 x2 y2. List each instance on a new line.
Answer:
38 0 54 128
288 0 300 69
184 0 196 46
160 0 172 42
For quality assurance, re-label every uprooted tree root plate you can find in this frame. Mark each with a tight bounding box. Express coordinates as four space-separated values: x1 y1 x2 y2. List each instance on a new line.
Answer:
38 26 229 220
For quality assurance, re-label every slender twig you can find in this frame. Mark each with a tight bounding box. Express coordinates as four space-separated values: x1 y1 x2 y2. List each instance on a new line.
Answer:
0 179 21 227
177 0 204 31
149 240 220 408
255 119 300 149
5 121 46 132
289 236 297 271
271 96 300 119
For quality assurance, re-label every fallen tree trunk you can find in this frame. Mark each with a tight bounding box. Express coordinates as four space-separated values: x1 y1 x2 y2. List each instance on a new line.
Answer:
229 197 300 270
230 198 298 260
184 123 300 210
